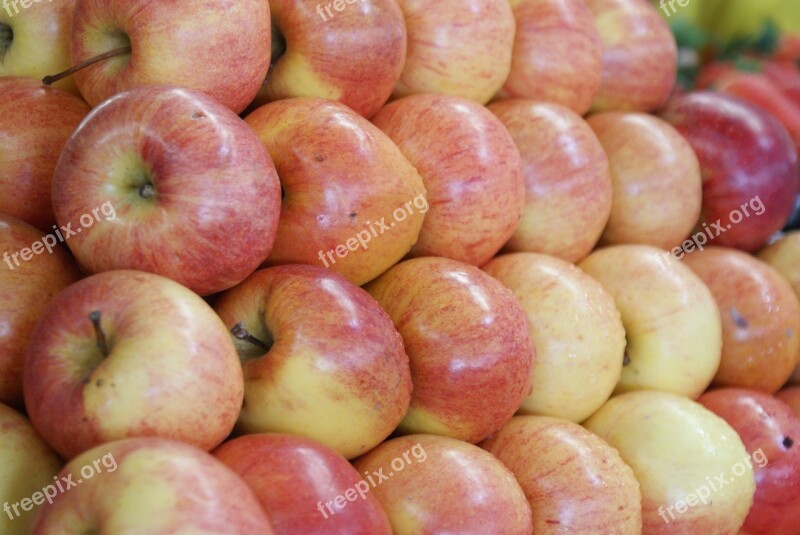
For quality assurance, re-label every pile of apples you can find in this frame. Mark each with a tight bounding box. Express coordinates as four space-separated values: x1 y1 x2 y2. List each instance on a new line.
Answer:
2 0 800 533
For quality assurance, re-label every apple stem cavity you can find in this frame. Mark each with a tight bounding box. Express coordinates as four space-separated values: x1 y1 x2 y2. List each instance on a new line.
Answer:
0 23 12 62
231 322 272 351
89 310 109 358
139 183 156 199
43 46 132 86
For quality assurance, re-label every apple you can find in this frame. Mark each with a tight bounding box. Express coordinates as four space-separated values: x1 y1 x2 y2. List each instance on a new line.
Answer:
69 0 270 113
255 0 406 118
0 78 89 231
682 246 800 393
489 100 612 263
759 230 800 297
52 85 281 297
30 437 274 534
587 112 703 250
584 0 677 111
0 0 78 94
365 257 534 443
24 270 244 460
0 403 62 535
776 387 800 419
481 416 641 533
352 434 533 534
214 433 392 534
392 0 515 104
698 388 800 535
246 98 426 286
482 253 624 422
212 265 412 460
497 0 602 116
579 245 722 398
372 94 524 266
660 92 800 252
585 391 756 535
0 212 81 408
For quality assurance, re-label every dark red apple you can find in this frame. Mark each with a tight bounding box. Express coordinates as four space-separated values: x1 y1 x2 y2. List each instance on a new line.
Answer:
698 388 800 535
660 92 799 252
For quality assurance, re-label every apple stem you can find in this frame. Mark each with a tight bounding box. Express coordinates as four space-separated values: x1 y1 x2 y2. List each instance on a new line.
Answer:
89 311 109 358
231 322 270 350
139 184 156 199
43 46 132 86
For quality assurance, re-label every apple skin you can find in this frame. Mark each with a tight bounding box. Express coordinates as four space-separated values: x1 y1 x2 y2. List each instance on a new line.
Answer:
256 0 405 118
584 0 677 111
70 0 270 113
353 434 533 535
0 78 89 231
393 0 515 104
372 94 524 266
682 246 800 393
0 0 78 94
30 438 274 534
587 112 703 250
660 92 800 252
759 230 800 385
213 265 412 460
698 389 800 535
489 100 612 263
213 434 392 535
365 257 534 443
585 391 756 535
776 387 800 419
482 253 624 422
24 270 244 460
481 416 641 534
246 98 426 286
579 244 722 398
497 0 602 115
0 403 63 535
52 85 281 297
0 213 81 408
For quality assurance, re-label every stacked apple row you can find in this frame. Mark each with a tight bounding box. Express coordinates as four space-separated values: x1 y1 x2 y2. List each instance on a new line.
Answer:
2 1 800 535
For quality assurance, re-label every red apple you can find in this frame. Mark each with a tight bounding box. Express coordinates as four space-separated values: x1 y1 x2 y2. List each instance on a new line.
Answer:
69 0 271 113
214 434 392 535
30 438 274 533
498 0 603 116
682 246 800 393
0 78 89 231
698 388 800 535
393 0 515 104
584 0 677 111
213 265 412 460
776 387 800 419
246 98 426 286
0 213 81 408
365 257 534 443
24 270 244 460
489 100 612 263
52 85 281 296
0 403 63 535
482 416 641 533
256 0 406 118
372 94 524 266
587 112 702 249
353 434 533 534
660 92 800 252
